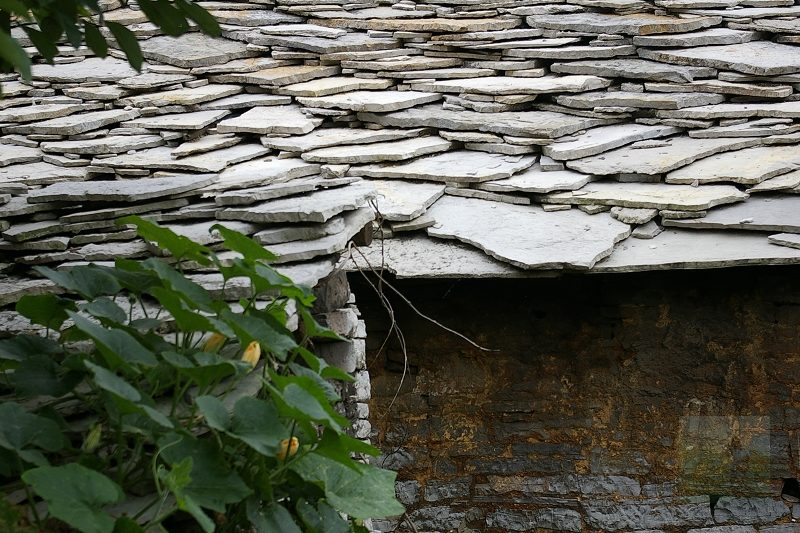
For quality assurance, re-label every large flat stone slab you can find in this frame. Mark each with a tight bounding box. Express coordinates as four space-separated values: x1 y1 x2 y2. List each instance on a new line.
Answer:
125 110 229 131
250 33 398 54
349 151 536 183
551 59 716 83
358 105 617 139
632 28 757 47
543 124 680 161
555 91 724 110
296 91 441 112
664 196 800 233
270 207 374 264
411 75 611 96
262 127 423 153
426 195 631 270
595 229 800 272
0 103 101 123
218 181 376 223
527 13 720 35
139 33 257 67
27 174 217 203
666 145 800 185
656 102 800 120
31 57 137 82
40 135 164 155
344 233 528 279
566 136 761 176
277 77 392 97
638 41 800 76
0 145 41 167
208 158 320 192
302 136 452 164
370 180 445 221
506 45 635 60
92 144 268 173
314 17 520 32
210 65 340 86
217 106 322 135
5 109 139 135
0 162 86 185
478 163 592 194
544 182 749 211
119 84 241 108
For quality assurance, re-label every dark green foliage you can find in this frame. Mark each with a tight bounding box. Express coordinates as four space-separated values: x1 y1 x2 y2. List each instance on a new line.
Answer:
0 0 220 79
0 217 403 532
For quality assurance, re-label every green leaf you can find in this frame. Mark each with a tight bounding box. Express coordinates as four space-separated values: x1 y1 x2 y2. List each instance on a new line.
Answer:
137 0 189 36
159 458 215 533
80 297 127 325
211 224 277 263
12 355 80 398
149 286 214 332
142 259 216 312
120 216 210 264
0 402 67 457
105 22 143 71
0 335 61 362
221 309 297 359
21 26 58 62
247 500 302 533
0 0 30 16
22 464 124 533
297 499 350 533
269 374 348 430
85 361 140 402
291 455 404 519
175 0 220 36
158 433 252 512
83 20 108 57
195 395 230 432
314 428 379 472
165 351 238 389
197 396 288 455
16 294 74 331
35 265 122 300
113 516 146 533
69 311 157 369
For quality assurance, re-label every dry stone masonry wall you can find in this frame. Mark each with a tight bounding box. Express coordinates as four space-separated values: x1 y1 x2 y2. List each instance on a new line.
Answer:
2 0 800 530
356 271 800 533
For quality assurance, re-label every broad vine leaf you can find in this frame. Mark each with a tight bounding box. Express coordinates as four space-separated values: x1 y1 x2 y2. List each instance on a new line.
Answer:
247 500 302 533
120 216 210 264
296 499 349 533
22 464 124 533
0 335 61 362
291 455 404 519
12 355 80 398
0 403 66 461
105 22 143 70
16 294 74 330
69 311 157 369
159 458 214 533
35 265 121 300
197 396 288 455
157 434 252 512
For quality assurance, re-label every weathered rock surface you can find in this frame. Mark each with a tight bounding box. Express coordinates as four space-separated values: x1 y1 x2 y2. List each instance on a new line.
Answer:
427 195 631 270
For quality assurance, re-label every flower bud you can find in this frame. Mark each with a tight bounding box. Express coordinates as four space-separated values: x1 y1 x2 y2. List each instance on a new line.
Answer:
202 332 226 352
241 341 261 367
82 424 102 453
277 437 299 461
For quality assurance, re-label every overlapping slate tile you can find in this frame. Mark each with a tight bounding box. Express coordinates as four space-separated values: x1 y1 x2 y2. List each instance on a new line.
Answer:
427 195 631 270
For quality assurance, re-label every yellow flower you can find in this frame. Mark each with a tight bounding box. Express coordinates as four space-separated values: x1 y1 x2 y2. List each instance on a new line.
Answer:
241 341 261 367
202 332 226 352
277 437 299 461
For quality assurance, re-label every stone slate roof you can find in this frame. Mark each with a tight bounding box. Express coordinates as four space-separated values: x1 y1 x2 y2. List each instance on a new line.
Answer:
2 0 800 309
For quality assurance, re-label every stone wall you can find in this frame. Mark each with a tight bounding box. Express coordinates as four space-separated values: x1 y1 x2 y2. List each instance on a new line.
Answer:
350 267 800 532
